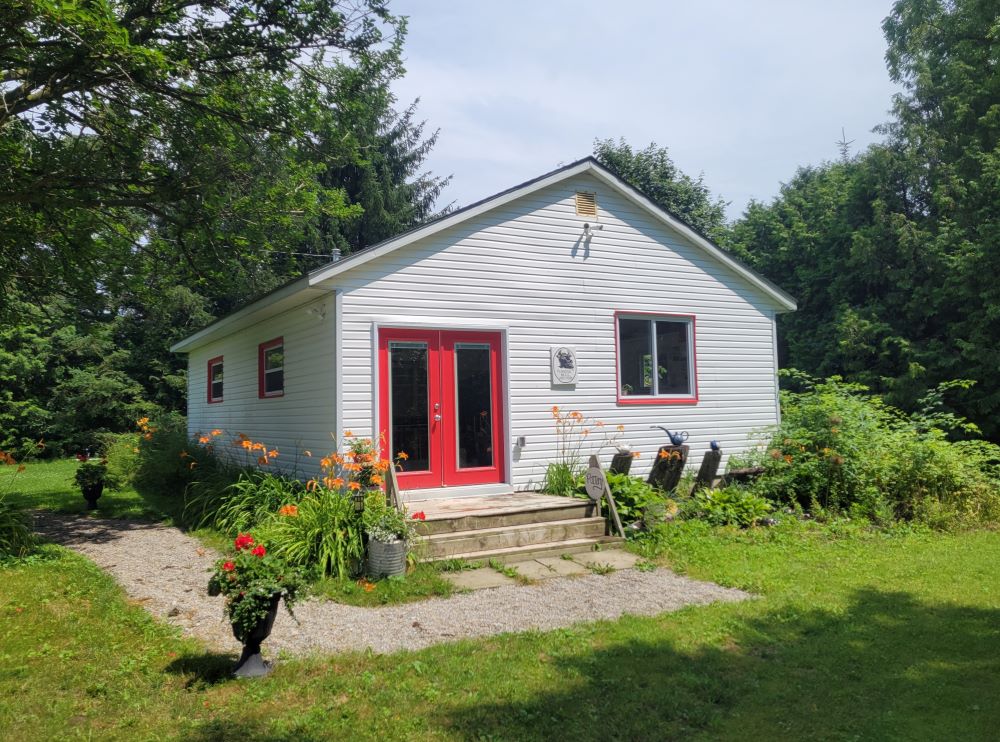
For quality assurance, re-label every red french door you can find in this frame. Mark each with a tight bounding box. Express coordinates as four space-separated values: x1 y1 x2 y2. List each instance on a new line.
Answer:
378 328 505 490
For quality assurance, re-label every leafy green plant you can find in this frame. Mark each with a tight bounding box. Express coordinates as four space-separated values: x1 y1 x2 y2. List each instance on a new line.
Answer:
73 460 107 490
542 462 580 497
682 486 773 528
209 471 305 536
254 488 364 580
361 491 417 544
747 373 1000 529
98 433 141 490
207 533 307 643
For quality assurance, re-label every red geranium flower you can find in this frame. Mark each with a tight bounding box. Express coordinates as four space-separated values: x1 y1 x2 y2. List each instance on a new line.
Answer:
234 533 254 551
222 560 235 572
251 544 266 558
411 511 426 521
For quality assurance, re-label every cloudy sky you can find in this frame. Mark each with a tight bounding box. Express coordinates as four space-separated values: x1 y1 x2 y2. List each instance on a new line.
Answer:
390 0 900 219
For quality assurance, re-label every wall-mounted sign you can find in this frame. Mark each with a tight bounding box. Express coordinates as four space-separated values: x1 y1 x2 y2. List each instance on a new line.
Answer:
550 346 577 385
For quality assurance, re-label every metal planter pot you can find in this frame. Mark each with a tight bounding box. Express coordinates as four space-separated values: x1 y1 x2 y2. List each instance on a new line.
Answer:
368 538 407 578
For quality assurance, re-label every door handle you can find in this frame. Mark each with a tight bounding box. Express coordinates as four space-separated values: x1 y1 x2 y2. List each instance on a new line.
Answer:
434 414 442 422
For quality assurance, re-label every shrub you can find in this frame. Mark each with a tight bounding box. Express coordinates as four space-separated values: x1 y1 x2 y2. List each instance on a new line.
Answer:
682 486 773 527
134 413 194 495
571 472 665 524
98 432 141 490
254 487 364 580
747 373 1000 529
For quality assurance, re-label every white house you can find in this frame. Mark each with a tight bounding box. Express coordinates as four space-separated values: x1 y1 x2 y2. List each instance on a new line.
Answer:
171 157 795 501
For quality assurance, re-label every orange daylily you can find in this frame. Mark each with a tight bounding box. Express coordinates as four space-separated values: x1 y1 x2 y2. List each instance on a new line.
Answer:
347 481 361 491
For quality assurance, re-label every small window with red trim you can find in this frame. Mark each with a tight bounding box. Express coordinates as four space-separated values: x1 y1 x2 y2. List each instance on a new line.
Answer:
616 315 695 400
259 338 284 398
207 357 224 403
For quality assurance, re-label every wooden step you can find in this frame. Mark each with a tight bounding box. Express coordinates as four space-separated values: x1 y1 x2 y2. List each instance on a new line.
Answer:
415 500 593 536
419 517 607 559
425 536 625 564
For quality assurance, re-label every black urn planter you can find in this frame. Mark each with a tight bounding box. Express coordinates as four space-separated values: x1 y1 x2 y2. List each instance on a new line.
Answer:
81 482 104 510
232 592 282 678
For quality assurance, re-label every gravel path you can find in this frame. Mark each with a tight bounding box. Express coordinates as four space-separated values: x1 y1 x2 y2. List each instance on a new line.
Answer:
33 512 750 656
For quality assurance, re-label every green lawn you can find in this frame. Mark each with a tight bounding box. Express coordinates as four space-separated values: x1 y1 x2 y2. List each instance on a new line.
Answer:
3 490 999 740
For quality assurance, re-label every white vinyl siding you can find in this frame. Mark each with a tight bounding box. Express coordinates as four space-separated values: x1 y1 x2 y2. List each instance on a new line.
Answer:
328 172 783 490
185 297 335 479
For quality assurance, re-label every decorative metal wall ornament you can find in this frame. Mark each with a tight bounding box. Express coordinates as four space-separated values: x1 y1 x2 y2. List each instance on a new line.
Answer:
550 345 578 385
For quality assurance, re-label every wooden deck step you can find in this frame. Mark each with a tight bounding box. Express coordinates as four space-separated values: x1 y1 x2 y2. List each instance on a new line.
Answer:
420 517 606 559
428 536 625 565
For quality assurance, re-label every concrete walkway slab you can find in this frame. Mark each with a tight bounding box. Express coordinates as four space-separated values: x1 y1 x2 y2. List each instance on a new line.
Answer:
571 550 641 570
442 568 518 590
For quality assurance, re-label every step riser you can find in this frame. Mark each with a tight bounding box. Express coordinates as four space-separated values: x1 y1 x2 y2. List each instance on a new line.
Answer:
416 503 594 535
426 537 625 564
421 520 607 559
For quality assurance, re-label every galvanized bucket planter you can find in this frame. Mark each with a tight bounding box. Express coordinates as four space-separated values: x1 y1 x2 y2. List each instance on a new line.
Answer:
368 538 407 578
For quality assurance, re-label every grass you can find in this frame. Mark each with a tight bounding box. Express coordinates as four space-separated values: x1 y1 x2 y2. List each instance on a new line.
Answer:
6 462 1000 739
4 516 1000 740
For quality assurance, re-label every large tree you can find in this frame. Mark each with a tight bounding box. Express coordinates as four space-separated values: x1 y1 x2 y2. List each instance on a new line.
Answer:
593 138 730 243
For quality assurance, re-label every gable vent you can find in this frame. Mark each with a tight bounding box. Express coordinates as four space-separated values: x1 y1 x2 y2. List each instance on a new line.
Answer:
575 191 597 217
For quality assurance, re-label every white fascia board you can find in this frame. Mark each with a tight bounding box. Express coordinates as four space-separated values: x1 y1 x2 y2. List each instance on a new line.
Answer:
584 166 798 312
169 277 325 353
306 160 595 287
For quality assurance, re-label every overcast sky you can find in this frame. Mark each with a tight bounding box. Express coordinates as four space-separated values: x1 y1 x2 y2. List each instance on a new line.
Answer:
390 0 900 219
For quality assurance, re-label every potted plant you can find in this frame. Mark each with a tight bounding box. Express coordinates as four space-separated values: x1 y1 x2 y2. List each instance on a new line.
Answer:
207 533 307 678
362 492 418 578
74 459 107 509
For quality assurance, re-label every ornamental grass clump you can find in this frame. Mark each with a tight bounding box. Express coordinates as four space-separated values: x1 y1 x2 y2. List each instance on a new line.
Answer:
208 533 307 643
0 450 35 558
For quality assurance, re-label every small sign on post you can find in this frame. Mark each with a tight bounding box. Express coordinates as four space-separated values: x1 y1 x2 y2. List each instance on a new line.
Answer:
587 454 625 538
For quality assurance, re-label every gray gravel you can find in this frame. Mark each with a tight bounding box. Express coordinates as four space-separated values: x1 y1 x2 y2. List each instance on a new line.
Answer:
33 512 750 656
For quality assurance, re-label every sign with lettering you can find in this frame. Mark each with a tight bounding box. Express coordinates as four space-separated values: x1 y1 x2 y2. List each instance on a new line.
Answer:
584 465 605 501
550 346 577 384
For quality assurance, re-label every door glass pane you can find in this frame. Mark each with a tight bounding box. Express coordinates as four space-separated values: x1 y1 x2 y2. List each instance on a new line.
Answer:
618 318 653 395
455 343 493 469
389 342 429 472
656 321 691 395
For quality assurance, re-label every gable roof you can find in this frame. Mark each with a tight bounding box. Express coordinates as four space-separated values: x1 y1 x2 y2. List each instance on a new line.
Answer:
172 157 795 352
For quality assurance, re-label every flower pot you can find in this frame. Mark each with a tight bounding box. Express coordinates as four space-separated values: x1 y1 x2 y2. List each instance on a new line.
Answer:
81 482 104 510
232 592 281 678
368 538 407 578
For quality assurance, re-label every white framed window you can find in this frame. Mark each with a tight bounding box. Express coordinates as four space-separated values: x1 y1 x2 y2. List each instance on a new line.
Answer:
258 338 284 398
615 313 697 404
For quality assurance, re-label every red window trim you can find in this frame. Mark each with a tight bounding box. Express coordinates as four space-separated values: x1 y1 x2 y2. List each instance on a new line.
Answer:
258 337 284 399
613 311 699 406
207 356 224 404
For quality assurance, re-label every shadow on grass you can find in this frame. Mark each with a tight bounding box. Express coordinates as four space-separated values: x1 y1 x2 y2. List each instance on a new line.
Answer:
165 651 238 688
440 588 1000 741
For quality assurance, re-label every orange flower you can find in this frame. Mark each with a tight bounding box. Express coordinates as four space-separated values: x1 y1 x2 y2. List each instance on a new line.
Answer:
570 411 584 421
278 504 299 517
16 464 26 473
371 474 384 486
348 481 361 491
257 455 269 465
658 449 670 459
143 433 153 441
358 579 376 593
343 429 354 437
330 477 345 488
616 424 625 432
582 429 590 436
267 449 279 458
137 417 150 426
397 451 409 460
198 435 211 444
783 454 793 464
306 479 319 491
236 432 249 441
632 451 641 458
320 457 332 468
179 450 189 459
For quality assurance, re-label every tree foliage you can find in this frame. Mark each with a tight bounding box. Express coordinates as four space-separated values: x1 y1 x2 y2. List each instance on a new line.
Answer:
728 0 1000 440
593 138 729 242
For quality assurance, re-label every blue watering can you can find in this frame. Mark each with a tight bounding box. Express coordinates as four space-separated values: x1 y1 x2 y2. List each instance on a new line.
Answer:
651 425 689 446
